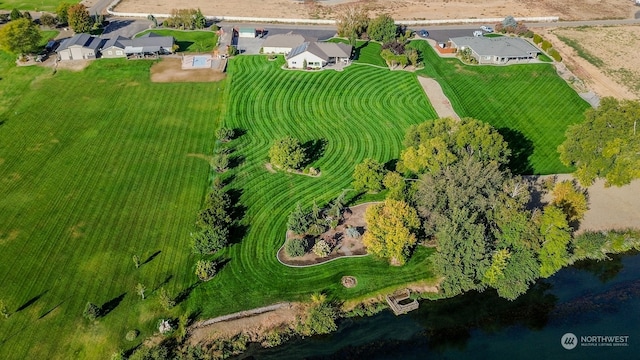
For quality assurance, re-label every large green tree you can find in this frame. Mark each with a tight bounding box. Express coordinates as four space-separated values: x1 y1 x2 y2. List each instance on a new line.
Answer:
558 97 640 186
336 5 369 38
362 199 420 265
537 205 571 278
352 158 386 193
367 14 397 43
56 2 72 25
0 18 41 55
269 136 306 170
67 4 91 33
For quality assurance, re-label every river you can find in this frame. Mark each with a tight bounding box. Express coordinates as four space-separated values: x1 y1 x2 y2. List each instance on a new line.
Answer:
246 252 639 359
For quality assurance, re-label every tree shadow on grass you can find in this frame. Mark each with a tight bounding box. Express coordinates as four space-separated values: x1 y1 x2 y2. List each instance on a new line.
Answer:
498 128 534 175
16 290 48 312
156 274 173 291
100 293 126 317
174 282 201 306
176 40 194 52
302 138 327 167
351 41 369 61
38 299 66 320
227 189 248 245
143 250 161 265
228 154 245 170
231 128 247 140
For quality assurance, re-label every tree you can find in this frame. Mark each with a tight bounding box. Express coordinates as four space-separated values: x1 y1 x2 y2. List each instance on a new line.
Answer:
383 171 406 200
362 199 420 265
191 225 228 254
10 8 22 21
194 8 206 29
23 12 32 21
269 136 306 170
136 283 146 300
195 260 217 281
558 97 640 187
0 18 41 55
158 288 175 309
147 14 158 27
288 202 311 235
68 4 91 33
212 153 229 172
502 15 517 29
352 158 386 193
83 302 100 321
297 295 337 336
0 300 9 319
367 14 397 43
40 13 57 28
132 254 141 268
197 184 231 229
56 2 72 25
537 205 571 278
216 127 234 142
285 238 308 257
551 180 588 223
336 5 369 38
406 48 419 66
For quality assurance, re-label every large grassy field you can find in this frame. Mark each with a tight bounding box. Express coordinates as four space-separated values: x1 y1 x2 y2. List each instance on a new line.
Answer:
0 0 75 11
183 56 439 318
0 57 223 359
411 40 590 174
135 29 218 52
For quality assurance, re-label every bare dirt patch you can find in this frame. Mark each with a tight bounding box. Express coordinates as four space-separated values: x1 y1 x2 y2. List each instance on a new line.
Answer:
0 229 20 244
52 59 92 72
188 303 305 346
278 203 375 266
150 58 226 83
116 0 635 21
548 25 640 99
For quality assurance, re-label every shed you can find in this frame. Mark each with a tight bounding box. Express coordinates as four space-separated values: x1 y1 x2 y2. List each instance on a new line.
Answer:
238 28 256 38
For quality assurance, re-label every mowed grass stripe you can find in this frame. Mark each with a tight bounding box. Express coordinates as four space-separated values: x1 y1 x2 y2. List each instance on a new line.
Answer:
185 55 437 317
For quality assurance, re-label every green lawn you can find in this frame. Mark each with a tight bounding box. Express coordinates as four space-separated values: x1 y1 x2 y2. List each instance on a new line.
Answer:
0 0 75 11
0 57 223 359
135 29 218 52
329 39 386 67
410 40 590 174
183 56 439 319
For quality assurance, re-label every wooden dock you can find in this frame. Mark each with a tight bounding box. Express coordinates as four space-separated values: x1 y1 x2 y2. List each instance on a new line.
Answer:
385 289 419 315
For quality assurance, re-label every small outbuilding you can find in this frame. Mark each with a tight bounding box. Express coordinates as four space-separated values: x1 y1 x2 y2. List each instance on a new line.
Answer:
238 27 256 38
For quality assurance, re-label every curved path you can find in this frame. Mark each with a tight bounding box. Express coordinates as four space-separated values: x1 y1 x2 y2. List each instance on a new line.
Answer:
417 76 461 120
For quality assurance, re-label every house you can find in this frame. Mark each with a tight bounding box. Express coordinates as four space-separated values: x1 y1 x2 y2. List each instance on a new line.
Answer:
449 36 540 64
76 33 175 60
262 32 317 54
238 27 256 38
286 42 352 69
56 34 104 60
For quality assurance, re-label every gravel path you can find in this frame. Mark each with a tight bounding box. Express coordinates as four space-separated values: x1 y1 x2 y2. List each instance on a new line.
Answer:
194 302 292 328
417 76 461 120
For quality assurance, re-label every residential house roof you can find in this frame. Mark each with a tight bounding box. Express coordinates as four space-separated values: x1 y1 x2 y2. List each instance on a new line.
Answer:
450 36 540 58
287 41 353 61
102 35 128 50
262 32 317 48
102 34 174 54
57 33 104 52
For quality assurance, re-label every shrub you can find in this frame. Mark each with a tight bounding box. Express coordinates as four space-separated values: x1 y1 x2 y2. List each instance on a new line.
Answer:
345 226 360 238
288 203 311 235
381 41 405 55
307 223 326 236
523 30 534 38
83 302 100 321
0 300 9 319
541 40 552 51
548 48 562 62
158 288 175 310
191 225 229 254
40 13 57 28
216 127 234 142
312 239 331 257
212 153 229 172
285 238 308 257
125 330 139 341
533 34 543 44
269 136 306 171
195 260 217 281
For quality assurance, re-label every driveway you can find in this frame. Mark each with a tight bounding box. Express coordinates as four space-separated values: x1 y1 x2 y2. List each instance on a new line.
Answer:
101 18 152 38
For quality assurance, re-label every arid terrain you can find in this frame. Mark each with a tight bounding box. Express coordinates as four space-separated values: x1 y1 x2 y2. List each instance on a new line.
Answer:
545 25 640 99
115 0 637 21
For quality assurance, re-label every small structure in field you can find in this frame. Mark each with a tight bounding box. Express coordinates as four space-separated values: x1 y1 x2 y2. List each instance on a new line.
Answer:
238 27 256 38
385 289 419 315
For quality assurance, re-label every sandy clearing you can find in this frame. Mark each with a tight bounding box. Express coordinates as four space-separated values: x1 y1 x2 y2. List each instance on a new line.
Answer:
417 74 460 120
150 58 226 82
547 25 640 100
115 0 636 22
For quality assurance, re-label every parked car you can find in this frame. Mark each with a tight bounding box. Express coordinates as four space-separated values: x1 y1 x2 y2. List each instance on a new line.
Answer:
480 26 494 33
418 29 429 37
473 30 484 37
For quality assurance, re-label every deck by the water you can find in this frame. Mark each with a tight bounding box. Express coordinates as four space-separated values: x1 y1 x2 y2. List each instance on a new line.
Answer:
386 289 419 315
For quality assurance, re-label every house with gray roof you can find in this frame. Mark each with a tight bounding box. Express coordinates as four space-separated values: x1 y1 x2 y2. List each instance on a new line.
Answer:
56 34 104 61
449 36 540 64
58 33 175 60
262 32 317 54
286 41 352 69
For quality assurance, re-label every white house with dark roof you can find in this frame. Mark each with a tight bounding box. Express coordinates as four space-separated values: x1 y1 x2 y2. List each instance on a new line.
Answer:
449 36 540 64
286 41 352 69
262 32 317 54
56 34 104 60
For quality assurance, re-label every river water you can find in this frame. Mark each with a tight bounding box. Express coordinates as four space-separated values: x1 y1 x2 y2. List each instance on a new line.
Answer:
247 252 639 359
